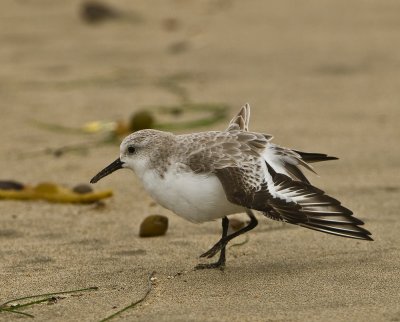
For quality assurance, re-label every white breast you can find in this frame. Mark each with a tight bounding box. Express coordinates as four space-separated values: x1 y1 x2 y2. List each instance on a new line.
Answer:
136 164 243 223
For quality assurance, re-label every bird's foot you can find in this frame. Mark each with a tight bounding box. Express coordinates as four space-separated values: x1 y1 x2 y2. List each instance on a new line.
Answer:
195 261 225 271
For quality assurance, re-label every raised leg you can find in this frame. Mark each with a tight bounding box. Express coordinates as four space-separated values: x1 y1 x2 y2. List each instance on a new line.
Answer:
195 216 229 270
196 209 258 269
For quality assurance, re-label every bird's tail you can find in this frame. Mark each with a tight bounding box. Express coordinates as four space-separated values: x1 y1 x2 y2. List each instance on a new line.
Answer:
293 150 338 163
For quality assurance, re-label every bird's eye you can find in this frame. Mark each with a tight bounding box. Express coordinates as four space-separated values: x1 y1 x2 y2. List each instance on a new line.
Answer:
127 146 135 154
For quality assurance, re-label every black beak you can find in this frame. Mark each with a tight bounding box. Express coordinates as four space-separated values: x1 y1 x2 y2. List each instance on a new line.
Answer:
90 158 124 184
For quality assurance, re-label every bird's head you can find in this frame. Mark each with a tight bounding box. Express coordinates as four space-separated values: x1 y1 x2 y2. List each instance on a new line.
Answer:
90 129 173 184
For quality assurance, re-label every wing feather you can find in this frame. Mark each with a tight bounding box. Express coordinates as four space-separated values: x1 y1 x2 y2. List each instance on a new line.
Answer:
213 160 372 241
226 103 251 132
263 163 372 240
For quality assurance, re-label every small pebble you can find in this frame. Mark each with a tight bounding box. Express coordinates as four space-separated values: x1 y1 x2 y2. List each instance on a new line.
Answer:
129 111 155 132
0 180 25 190
139 215 168 237
73 183 94 194
80 1 119 24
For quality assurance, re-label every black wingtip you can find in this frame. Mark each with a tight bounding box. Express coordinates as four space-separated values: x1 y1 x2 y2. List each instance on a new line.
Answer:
325 156 339 161
264 161 373 241
361 228 374 241
294 150 339 163
299 223 373 241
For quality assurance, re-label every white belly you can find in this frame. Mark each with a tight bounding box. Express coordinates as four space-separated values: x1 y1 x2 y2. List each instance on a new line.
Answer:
137 166 243 223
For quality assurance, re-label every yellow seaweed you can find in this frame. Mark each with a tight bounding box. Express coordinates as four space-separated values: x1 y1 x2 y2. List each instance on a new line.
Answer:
0 183 112 204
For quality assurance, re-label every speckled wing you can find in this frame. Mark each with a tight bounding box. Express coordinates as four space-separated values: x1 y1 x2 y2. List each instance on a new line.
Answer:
214 166 283 222
183 131 371 240
215 161 372 240
182 130 272 174
183 129 281 222
182 114 371 240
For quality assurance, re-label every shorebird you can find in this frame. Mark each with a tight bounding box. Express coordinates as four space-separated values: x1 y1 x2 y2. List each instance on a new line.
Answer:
90 104 372 269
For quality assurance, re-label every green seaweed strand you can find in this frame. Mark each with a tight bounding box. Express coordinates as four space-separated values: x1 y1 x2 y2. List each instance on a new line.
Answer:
99 271 155 322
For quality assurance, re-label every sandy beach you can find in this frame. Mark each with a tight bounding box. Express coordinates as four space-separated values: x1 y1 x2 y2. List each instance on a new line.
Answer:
1 1 399 321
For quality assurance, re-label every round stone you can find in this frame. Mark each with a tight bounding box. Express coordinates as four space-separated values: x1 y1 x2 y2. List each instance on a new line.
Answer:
73 184 94 194
139 215 168 237
129 111 155 132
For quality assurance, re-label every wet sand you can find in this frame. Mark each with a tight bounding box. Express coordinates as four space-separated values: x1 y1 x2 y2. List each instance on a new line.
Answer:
0 1 399 321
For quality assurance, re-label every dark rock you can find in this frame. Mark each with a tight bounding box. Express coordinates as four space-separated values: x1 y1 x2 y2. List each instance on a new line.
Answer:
73 183 94 194
81 1 120 24
139 215 168 237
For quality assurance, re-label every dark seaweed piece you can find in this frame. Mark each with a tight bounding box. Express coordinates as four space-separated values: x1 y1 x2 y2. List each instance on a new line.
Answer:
0 180 25 191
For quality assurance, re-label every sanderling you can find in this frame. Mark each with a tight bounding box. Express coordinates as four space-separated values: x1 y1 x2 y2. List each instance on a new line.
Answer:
90 103 372 269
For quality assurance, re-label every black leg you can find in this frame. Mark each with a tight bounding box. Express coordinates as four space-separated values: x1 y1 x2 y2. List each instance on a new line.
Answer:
200 209 258 259
195 216 229 270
